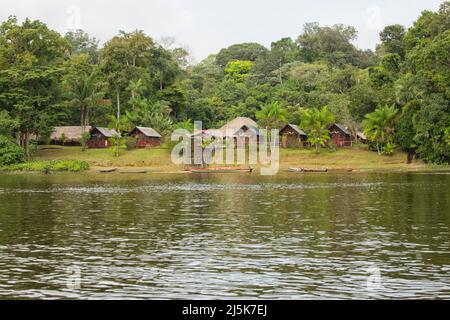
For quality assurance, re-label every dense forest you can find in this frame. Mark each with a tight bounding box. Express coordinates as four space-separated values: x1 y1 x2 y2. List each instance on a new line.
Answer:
0 2 449 163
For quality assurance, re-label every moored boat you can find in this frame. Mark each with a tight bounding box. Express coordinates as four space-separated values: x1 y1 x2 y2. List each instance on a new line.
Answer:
99 168 117 173
118 170 148 174
190 167 253 174
327 168 354 172
288 167 328 173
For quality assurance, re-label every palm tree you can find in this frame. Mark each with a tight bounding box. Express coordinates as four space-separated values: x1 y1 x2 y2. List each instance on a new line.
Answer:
127 78 146 111
256 101 288 130
300 106 335 153
67 71 104 132
362 105 398 154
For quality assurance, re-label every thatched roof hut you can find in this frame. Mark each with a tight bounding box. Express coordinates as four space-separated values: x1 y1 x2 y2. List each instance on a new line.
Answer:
220 117 259 136
50 126 92 145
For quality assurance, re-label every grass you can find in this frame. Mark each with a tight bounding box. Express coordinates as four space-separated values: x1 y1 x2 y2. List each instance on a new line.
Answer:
28 144 449 173
34 145 178 171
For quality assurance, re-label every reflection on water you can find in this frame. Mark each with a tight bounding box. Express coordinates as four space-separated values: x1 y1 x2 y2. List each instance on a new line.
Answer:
0 173 449 299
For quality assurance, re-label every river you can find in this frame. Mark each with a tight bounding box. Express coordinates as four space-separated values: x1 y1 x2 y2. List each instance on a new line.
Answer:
0 172 449 299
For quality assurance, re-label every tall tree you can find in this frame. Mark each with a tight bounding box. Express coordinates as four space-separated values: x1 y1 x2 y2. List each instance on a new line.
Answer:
0 17 69 154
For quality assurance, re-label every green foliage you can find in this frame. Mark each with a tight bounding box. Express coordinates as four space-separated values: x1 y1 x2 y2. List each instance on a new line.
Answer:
1 160 89 172
256 101 287 129
379 24 406 57
224 60 254 81
300 106 335 153
0 4 448 164
80 132 91 151
0 16 70 153
0 110 18 136
382 142 395 156
0 135 26 166
362 105 398 154
216 43 268 68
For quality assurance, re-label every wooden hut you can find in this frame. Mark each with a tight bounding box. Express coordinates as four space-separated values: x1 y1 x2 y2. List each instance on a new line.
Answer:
87 127 118 148
328 124 352 147
50 126 92 146
220 117 260 147
279 124 308 147
128 126 162 148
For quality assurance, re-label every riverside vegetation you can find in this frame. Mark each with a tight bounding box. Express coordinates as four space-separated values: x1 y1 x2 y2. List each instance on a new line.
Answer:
0 2 449 170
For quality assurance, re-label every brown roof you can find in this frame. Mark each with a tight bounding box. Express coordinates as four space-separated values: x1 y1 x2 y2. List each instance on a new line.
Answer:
132 126 162 138
220 117 259 136
91 127 119 138
50 126 92 141
280 124 307 136
329 123 351 136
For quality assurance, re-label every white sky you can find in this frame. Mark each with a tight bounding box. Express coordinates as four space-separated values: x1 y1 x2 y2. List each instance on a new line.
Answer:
0 0 444 63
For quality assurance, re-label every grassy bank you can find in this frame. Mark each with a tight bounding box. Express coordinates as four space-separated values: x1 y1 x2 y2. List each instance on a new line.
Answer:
27 145 449 173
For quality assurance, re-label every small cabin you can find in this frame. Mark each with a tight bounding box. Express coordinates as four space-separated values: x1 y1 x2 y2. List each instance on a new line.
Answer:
328 124 352 147
280 124 308 147
128 126 162 148
50 126 92 146
220 117 260 148
87 127 118 148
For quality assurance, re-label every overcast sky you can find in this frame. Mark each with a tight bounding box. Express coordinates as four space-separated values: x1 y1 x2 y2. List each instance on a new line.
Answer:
0 0 444 62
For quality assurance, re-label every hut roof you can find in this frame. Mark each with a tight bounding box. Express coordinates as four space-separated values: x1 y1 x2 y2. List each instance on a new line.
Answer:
329 123 351 136
50 126 92 141
220 117 259 136
356 131 367 140
220 117 258 131
280 124 307 136
92 127 118 137
133 126 162 138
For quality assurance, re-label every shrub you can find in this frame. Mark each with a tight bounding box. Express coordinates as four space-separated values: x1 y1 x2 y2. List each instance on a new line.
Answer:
382 143 395 156
125 136 138 150
1 160 90 172
81 132 91 151
0 135 26 166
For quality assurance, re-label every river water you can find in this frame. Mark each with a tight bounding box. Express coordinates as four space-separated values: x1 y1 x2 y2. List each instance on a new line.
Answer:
0 172 449 299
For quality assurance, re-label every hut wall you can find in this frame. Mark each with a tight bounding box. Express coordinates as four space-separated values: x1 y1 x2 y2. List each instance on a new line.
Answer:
329 125 352 147
130 131 162 148
87 130 110 148
280 127 306 148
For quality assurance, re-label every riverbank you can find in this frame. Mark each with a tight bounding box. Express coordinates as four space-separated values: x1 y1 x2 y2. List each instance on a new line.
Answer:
21 145 448 174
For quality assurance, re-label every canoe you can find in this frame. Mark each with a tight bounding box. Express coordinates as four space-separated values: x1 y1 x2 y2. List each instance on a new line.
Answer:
288 167 328 173
328 168 354 172
99 168 117 173
118 170 148 174
190 167 253 174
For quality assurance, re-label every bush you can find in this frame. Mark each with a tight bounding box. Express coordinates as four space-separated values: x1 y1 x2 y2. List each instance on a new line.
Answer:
0 135 26 166
125 136 138 150
1 160 90 172
382 143 395 156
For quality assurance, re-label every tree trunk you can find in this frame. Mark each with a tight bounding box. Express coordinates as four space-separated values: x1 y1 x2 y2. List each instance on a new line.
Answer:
20 131 30 158
279 57 283 85
406 148 416 164
116 90 120 158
